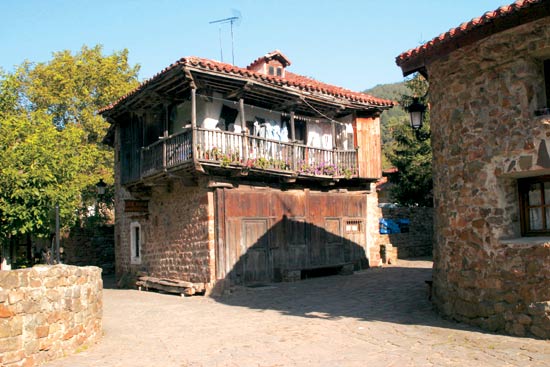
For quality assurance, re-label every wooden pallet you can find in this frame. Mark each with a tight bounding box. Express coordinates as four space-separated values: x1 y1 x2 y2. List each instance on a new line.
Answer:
136 276 205 297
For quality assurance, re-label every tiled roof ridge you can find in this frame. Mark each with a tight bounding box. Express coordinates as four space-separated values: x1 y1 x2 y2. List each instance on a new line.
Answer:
100 55 394 113
396 0 544 66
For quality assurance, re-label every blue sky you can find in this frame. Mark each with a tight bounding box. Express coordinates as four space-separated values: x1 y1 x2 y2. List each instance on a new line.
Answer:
1 0 507 92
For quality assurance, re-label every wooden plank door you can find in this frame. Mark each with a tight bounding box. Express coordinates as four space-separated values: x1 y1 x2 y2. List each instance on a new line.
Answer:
325 218 344 264
242 219 270 284
287 217 307 269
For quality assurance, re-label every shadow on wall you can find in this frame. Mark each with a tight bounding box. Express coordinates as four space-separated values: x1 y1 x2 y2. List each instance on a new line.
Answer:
212 216 369 295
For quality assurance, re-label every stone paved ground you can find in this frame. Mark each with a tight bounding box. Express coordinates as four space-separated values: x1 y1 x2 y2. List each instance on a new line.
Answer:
44 259 550 367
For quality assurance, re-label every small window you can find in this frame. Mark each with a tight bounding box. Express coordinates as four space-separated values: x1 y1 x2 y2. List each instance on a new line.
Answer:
130 222 142 264
268 66 275 75
519 176 550 236
345 220 364 234
276 67 282 77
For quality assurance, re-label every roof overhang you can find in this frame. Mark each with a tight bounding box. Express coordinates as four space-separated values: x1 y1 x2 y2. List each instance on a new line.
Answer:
101 62 393 120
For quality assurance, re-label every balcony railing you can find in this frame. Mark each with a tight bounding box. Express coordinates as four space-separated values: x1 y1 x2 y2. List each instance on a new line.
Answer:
129 128 358 184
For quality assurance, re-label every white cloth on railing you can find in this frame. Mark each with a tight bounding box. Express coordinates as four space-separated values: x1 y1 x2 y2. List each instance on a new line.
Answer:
307 124 322 148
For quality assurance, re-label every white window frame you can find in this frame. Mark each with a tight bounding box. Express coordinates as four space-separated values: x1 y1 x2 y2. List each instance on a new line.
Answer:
130 222 142 264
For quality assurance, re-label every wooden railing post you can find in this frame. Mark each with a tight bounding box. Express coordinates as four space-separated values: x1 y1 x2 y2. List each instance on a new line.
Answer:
162 140 167 169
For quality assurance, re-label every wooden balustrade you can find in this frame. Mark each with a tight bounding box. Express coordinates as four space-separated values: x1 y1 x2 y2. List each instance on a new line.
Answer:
134 128 358 182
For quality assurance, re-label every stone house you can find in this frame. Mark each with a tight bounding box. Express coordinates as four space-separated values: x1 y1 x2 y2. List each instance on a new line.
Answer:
396 0 550 338
100 50 393 292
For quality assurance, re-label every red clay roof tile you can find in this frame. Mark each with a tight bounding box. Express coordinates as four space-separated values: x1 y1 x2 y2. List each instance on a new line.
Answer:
100 53 394 114
396 0 546 70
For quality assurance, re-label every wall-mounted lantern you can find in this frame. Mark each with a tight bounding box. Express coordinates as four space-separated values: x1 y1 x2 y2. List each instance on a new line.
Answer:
406 97 426 131
405 97 430 141
96 179 107 197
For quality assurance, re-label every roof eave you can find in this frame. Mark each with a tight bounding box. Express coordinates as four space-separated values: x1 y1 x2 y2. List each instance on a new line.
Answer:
396 0 550 77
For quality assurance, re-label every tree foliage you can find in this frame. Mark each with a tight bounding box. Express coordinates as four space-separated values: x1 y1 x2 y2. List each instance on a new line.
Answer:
0 45 139 241
367 75 433 207
386 74 433 207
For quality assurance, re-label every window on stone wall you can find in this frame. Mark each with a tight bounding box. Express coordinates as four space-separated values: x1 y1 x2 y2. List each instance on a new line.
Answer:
519 176 550 236
130 222 142 264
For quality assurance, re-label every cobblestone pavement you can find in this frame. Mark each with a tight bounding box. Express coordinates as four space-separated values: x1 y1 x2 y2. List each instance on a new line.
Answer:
45 259 550 367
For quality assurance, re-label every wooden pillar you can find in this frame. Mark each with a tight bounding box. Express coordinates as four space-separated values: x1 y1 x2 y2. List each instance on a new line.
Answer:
164 104 170 138
191 88 197 161
290 112 296 141
162 104 169 169
331 120 337 166
290 112 296 170
239 98 247 162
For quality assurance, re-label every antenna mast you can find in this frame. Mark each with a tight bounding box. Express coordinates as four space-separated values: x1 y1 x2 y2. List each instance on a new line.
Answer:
209 15 240 65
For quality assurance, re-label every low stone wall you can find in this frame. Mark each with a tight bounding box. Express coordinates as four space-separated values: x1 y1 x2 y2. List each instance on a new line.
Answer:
0 265 102 366
434 239 550 338
377 207 433 259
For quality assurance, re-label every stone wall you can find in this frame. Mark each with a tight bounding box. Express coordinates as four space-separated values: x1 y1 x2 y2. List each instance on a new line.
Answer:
0 265 102 366
115 179 213 287
426 16 550 337
62 225 115 274
144 181 213 283
377 207 433 259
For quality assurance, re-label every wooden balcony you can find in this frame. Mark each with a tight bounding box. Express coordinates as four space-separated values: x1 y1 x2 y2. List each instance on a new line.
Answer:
127 128 358 185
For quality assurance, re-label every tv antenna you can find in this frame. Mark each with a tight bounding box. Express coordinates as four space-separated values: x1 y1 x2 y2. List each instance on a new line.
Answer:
209 9 241 65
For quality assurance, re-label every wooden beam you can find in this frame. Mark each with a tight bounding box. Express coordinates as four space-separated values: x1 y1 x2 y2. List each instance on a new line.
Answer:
273 98 302 111
225 81 253 99
182 67 197 90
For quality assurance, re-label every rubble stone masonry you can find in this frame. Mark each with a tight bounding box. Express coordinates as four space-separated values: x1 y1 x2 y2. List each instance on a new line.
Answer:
427 17 550 337
0 265 102 366
116 179 214 287
377 207 433 259
144 182 213 284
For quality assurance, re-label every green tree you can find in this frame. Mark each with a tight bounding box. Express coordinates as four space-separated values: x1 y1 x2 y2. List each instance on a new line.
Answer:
0 45 139 258
385 74 433 207
0 111 93 238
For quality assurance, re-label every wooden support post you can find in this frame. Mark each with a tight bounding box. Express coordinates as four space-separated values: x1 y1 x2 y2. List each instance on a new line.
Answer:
162 104 168 169
164 104 170 138
290 112 296 170
239 98 248 162
331 120 337 166
290 112 296 141
191 88 197 162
